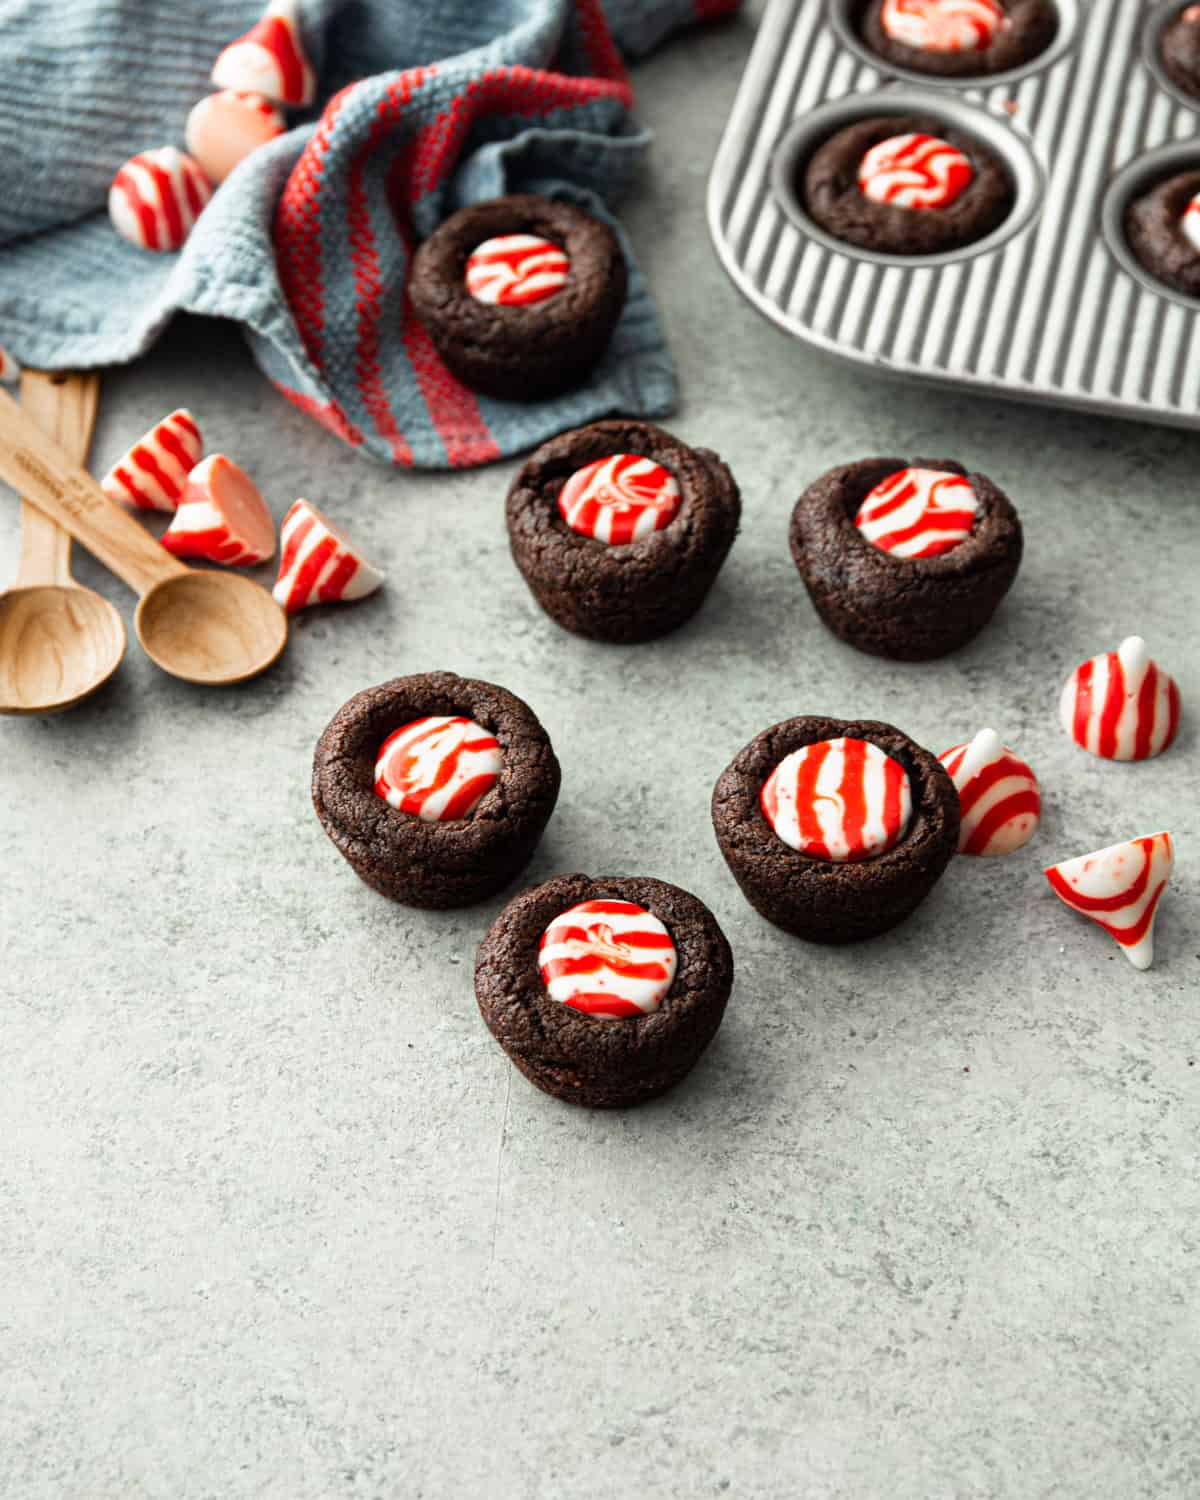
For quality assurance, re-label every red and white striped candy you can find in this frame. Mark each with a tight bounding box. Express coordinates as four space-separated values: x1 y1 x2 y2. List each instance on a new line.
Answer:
558 453 682 545
539 900 678 1020
1045 832 1174 971
465 235 570 306
109 148 213 253
101 408 202 513
161 454 275 565
0 344 20 385
859 133 973 210
1183 193 1200 254
938 728 1040 856
1059 636 1181 761
881 0 1007 52
761 737 913 862
211 0 316 107
374 717 502 821
855 467 978 558
272 499 384 613
186 90 286 185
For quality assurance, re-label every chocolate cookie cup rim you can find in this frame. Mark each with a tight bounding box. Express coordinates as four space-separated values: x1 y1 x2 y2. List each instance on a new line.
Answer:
475 873 733 1076
828 0 1077 90
1101 142 1200 311
312 674 558 864
409 194 622 337
792 456 1017 579
770 88 1044 269
714 716 957 879
1143 0 1200 114
506 419 733 575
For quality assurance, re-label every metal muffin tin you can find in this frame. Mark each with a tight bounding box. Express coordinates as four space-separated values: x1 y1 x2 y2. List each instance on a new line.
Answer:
709 0 1200 429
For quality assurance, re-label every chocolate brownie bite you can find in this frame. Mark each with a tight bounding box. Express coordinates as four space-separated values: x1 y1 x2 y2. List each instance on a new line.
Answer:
1125 169 1200 298
506 419 741 643
804 115 1013 256
1161 6 1200 100
861 0 1057 78
475 874 733 1108
312 673 560 909
712 717 959 943
408 193 627 401
789 457 1023 661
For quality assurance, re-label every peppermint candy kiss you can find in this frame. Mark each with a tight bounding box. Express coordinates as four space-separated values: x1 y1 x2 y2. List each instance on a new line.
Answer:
859 133 974 210
855 467 978 558
1045 833 1174 971
101 408 202 512
465 235 570 307
558 453 682 544
1183 193 1200 255
273 500 384 614
160 454 275 565
109 148 213 253
881 0 1007 53
186 90 287 185
1059 636 1181 761
938 729 1040 855
539 900 678 1019
212 0 316 107
761 737 913 861
375 717 502 821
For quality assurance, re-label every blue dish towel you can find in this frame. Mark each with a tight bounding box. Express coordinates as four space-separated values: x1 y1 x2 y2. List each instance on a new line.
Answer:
0 0 739 467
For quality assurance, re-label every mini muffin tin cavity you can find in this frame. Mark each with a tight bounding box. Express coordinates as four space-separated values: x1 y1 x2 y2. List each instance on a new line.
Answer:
710 0 1200 431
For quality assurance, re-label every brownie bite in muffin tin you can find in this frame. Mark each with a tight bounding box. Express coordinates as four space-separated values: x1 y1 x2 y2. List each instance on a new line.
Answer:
506 418 741 643
789 456 1023 660
1125 169 1200 298
804 114 1013 256
408 193 627 400
861 0 1057 78
1160 5 1200 100
476 873 733 1107
313 673 560 908
712 716 959 943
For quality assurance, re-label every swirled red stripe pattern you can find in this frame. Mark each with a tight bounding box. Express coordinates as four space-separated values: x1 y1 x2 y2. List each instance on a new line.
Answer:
101 409 202 513
375 716 502 821
881 0 1007 52
938 729 1040 856
1045 833 1174 971
539 900 678 1019
558 453 682 544
212 0 316 107
858 133 973 210
1059 636 1181 761
855 467 978 557
761 737 913 862
108 149 213 253
272 499 384 613
465 235 570 306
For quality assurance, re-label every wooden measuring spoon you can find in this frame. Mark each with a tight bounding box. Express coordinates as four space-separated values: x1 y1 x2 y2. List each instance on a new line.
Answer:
0 385 286 685
0 371 125 715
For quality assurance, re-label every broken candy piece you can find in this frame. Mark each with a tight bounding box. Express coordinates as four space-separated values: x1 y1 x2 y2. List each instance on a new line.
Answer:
272 499 384 612
1045 832 1174 971
101 408 202 513
1059 635 1181 760
162 455 275 565
108 148 213 253
211 0 316 108
185 90 286 184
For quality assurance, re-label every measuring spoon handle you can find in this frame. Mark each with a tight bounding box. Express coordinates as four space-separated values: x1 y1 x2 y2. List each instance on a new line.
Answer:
0 384 184 598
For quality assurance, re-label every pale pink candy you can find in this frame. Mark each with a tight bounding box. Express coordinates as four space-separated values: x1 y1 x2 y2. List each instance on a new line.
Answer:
101 408 203 513
272 499 384 613
186 90 286 184
1045 833 1174 971
162 455 275 566
108 148 213 253
211 0 316 107
0 344 20 385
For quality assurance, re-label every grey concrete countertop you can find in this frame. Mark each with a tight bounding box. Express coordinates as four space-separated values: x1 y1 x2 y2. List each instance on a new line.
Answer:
2 7 1197 1497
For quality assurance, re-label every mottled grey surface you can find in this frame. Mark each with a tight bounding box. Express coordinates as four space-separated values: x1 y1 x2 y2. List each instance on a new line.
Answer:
2 7 1198 1497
